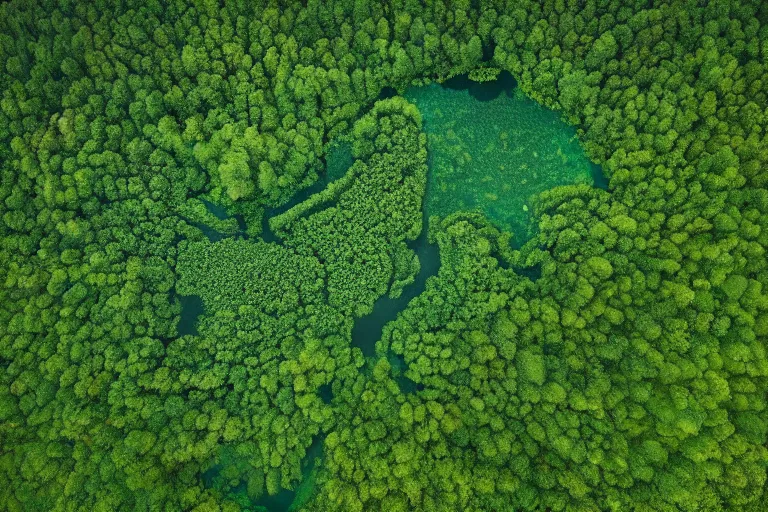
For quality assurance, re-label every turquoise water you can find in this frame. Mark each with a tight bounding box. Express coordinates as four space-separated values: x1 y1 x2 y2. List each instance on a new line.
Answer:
406 72 601 246
186 73 605 364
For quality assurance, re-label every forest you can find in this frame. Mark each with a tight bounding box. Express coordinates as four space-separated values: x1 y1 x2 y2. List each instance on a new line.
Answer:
1 0 768 511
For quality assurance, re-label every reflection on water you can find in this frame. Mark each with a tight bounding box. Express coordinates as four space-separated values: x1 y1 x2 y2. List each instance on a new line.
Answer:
442 69 517 101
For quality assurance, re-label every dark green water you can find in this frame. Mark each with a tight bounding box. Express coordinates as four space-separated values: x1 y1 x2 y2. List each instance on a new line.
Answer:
442 69 517 101
390 354 424 393
191 198 242 242
194 220 226 242
350 191 439 359
260 141 354 243
196 72 607 251
177 294 204 337
188 72 607 366
318 384 333 404
194 142 355 245
201 198 229 220
186 145 355 510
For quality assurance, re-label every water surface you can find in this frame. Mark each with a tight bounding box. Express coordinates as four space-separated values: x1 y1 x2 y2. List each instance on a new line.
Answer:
406 72 603 246
177 294 204 337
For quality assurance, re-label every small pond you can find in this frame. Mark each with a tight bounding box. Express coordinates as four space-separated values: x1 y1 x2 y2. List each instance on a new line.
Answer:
177 294 204 337
406 70 606 247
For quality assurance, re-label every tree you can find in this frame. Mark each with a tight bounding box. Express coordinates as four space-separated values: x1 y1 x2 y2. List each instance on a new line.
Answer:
586 32 618 70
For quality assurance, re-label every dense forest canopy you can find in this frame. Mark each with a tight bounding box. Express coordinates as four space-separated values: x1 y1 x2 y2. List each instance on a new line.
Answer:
1 1 768 511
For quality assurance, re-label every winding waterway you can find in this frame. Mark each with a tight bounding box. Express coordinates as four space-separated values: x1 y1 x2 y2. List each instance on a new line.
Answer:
178 69 609 366
177 71 608 510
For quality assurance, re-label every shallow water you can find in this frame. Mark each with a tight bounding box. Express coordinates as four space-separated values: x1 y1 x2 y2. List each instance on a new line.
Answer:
190 73 607 358
406 71 604 246
202 436 323 512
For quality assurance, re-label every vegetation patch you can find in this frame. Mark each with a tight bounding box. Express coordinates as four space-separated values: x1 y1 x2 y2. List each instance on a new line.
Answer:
1 2 767 512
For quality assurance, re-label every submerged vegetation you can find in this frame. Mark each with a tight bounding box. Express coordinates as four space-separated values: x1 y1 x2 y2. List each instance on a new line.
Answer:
407 72 601 245
2 1 768 512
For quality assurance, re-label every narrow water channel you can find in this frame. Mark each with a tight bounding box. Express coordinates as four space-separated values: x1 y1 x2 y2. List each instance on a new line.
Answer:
251 436 323 512
260 141 354 243
350 197 440 358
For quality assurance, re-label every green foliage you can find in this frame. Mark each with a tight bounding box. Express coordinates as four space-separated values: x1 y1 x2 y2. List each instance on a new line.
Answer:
274 97 427 315
2 1 768 512
468 67 501 83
